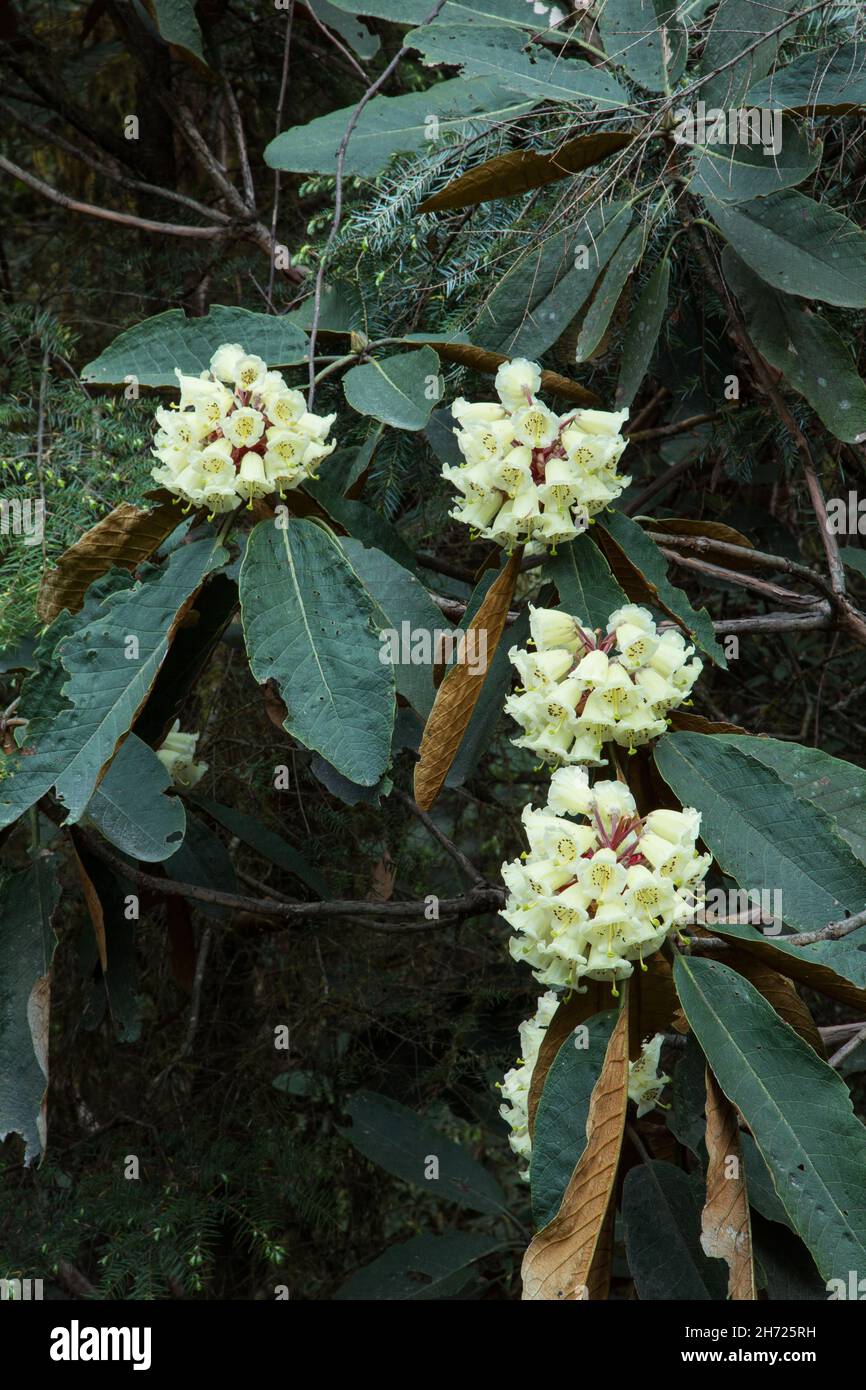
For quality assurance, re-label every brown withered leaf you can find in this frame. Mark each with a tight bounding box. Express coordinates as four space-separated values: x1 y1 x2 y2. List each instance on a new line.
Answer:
669 710 749 736
527 982 609 1136
37 498 181 622
638 516 755 553
419 132 635 213
413 549 521 811
70 834 107 973
701 1069 757 1301
419 339 601 408
725 951 827 1056
522 1003 629 1301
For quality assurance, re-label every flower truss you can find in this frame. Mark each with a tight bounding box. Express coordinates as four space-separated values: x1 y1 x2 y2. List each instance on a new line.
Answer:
502 768 710 990
156 721 208 790
498 990 559 1179
151 343 336 514
506 603 703 764
441 357 629 550
628 1034 671 1118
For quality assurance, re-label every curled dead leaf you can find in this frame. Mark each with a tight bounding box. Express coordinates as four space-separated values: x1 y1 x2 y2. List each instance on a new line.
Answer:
701 1069 756 1300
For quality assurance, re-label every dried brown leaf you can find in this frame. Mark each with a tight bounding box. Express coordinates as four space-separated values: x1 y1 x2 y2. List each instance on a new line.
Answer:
669 710 749 735
413 550 521 811
702 1069 757 1300
522 1003 629 1301
419 132 635 213
527 982 609 1136
37 498 181 622
419 339 601 408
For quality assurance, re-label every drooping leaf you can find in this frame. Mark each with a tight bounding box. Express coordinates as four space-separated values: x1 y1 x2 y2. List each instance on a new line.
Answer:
305 0 380 58
341 1091 507 1215
239 518 395 786
623 1160 727 1299
598 509 727 664
745 41 866 114
413 549 520 809
340 539 447 719
264 76 533 177
700 0 798 106
342 347 440 430
597 0 687 93
193 795 330 898
0 859 61 1162
151 0 206 62
164 813 238 920
689 120 819 203
522 1003 629 1301
654 732 866 934
82 306 308 387
530 1009 618 1230
0 535 226 828
674 954 866 1283
707 190 866 309
615 257 671 408
543 533 628 630
420 131 635 213
722 249 866 444
407 23 631 109
576 225 645 363
701 1068 756 1300
334 1232 501 1300
84 733 186 863
37 498 183 623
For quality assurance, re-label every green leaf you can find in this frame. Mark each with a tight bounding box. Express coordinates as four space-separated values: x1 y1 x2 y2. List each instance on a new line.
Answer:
152 0 206 63
342 347 440 430
718 733 866 867
622 1161 727 1299
82 307 308 387
597 0 687 92
264 76 533 177
615 257 670 407
306 0 380 58
407 24 631 110
840 548 866 581
575 225 645 363
531 1009 617 1229
0 535 226 828
330 0 577 27
334 1232 501 1301
666 1034 707 1159
0 859 61 1162
699 0 798 106
165 813 237 920
741 1133 793 1230
655 732 866 934
474 202 632 357
599 509 726 664
543 533 628 629
745 41 866 114
304 444 419 572
342 1090 506 1215
689 120 819 203
674 954 866 1283
340 539 447 718
239 518 395 786
84 733 186 863
721 249 866 444
707 190 866 309
193 796 330 898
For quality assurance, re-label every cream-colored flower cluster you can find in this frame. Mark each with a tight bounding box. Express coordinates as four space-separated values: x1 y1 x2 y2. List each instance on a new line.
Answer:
502 768 710 989
506 603 702 764
442 358 629 549
156 721 208 790
151 343 336 514
498 990 559 1180
628 1034 671 1118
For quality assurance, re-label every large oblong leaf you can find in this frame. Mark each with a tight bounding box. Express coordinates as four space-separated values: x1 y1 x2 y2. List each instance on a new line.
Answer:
654 731 866 934
597 0 687 93
419 132 635 213
544 533 629 630
674 954 866 1283
745 41 866 114
343 347 440 431
239 518 395 786
575 226 645 363
82 306 308 387
615 257 670 408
